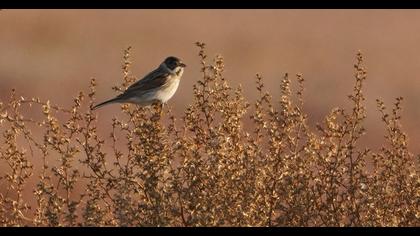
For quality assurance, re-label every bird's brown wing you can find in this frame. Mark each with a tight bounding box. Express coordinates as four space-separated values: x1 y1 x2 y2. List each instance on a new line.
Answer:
123 69 170 95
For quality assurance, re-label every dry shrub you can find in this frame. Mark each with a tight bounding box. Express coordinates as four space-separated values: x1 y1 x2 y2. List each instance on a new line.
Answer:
0 42 418 226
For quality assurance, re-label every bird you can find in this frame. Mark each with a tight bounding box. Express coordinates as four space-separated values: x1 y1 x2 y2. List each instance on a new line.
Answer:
92 56 186 110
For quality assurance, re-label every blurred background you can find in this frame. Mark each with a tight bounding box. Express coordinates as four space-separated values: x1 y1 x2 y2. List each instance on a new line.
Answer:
1 9 420 153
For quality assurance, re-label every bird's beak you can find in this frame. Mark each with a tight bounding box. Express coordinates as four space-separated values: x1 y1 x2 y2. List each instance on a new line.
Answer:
180 62 187 67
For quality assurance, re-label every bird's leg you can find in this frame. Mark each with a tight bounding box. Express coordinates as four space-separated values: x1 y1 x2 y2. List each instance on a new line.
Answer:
160 102 164 117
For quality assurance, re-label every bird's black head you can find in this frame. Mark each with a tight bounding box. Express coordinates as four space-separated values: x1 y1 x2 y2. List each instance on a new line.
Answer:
163 56 187 70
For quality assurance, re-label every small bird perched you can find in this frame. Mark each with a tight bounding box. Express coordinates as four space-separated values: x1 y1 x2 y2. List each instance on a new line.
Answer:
92 56 186 110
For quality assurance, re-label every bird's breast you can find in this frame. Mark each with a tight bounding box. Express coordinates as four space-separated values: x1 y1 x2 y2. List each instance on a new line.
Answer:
156 77 180 103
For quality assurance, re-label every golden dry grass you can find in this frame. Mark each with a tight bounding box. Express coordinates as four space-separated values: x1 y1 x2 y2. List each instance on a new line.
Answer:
0 43 418 226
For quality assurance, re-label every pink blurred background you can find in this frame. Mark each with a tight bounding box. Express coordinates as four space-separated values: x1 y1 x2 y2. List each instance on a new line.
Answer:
1 9 420 153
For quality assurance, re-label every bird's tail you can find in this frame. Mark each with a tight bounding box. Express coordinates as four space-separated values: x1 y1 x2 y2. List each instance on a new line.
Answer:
91 97 121 110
